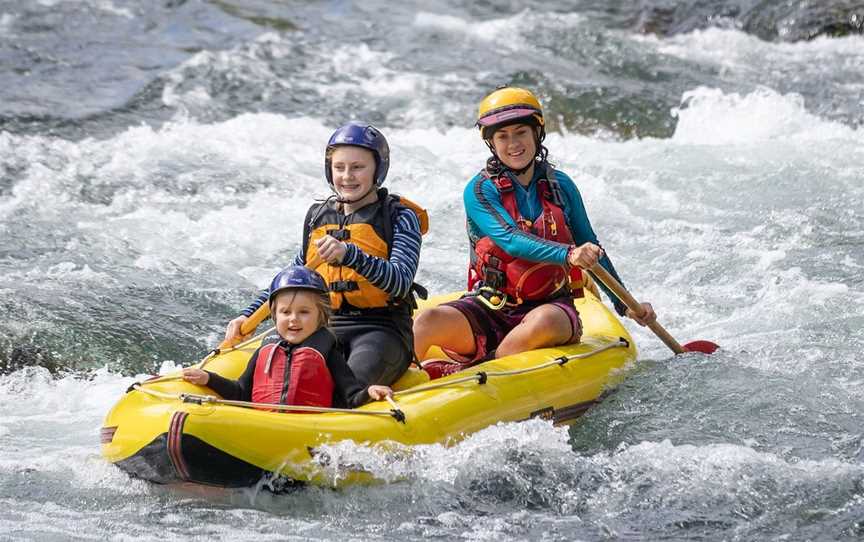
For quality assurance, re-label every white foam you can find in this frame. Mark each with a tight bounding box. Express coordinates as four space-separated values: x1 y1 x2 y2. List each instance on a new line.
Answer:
0 367 159 496
0 367 134 423
412 10 529 45
34 0 133 18
413 9 584 45
308 419 571 485
609 439 862 484
0 13 16 34
641 27 864 75
672 86 856 144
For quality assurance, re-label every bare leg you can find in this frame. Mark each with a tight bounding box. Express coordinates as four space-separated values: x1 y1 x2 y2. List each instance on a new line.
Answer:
413 306 476 360
496 304 575 358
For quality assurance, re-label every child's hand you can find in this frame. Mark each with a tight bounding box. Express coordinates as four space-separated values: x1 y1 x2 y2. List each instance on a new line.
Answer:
315 235 348 264
367 385 393 401
182 368 210 386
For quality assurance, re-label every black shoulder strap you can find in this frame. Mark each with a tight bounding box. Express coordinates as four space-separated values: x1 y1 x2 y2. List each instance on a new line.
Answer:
540 162 564 206
380 188 398 258
301 202 324 260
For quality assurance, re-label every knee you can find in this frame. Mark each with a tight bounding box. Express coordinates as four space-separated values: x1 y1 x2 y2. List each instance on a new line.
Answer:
413 308 448 338
520 307 571 342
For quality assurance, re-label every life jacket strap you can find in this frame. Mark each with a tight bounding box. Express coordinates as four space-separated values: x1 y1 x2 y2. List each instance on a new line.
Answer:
482 266 506 290
542 175 565 207
491 174 514 193
329 280 359 292
262 343 278 375
475 287 508 310
326 228 351 240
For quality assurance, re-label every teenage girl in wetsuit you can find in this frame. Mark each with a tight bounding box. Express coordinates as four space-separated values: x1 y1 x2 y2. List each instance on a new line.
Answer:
224 124 426 388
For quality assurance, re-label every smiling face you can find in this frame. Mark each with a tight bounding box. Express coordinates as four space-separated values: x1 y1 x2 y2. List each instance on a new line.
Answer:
330 145 376 202
489 123 538 171
272 290 323 345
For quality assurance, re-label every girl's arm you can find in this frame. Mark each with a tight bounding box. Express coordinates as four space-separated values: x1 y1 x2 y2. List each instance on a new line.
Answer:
340 207 422 299
203 349 259 401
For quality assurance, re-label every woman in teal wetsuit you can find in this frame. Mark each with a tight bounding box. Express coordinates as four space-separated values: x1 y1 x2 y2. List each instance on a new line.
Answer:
413 87 656 374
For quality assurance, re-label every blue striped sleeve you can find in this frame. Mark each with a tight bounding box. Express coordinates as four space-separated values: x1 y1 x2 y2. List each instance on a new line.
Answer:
240 252 305 317
341 207 422 299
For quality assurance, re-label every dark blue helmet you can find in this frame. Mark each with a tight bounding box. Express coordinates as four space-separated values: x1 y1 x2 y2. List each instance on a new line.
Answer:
268 266 329 305
324 123 390 186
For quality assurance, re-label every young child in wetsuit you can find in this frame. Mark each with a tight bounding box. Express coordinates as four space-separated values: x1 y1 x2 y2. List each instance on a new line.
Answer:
183 265 392 409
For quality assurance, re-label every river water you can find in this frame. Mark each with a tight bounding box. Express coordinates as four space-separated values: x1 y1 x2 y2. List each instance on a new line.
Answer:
1 1 863 540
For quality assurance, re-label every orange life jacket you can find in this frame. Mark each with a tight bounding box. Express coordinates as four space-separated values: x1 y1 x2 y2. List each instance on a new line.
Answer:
303 189 428 311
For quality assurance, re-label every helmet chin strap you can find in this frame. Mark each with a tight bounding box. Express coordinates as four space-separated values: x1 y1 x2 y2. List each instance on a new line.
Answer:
332 182 379 205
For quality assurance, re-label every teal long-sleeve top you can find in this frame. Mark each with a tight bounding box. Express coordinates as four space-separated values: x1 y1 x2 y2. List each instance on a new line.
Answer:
464 165 628 316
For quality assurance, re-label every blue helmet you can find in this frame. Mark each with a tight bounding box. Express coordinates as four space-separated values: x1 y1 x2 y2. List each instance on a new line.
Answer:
268 266 329 305
324 123 390 186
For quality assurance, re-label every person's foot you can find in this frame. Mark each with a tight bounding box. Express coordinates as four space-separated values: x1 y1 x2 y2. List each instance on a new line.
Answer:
420 358 468 380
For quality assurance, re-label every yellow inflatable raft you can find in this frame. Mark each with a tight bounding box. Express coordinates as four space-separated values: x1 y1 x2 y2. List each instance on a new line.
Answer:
100 291 636 487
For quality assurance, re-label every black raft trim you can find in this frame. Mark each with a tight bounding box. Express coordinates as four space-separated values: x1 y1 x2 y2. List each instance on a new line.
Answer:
114 431 286 488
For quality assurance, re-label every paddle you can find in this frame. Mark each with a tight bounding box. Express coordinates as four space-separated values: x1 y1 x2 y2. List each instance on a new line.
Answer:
217 303 272 350
129 300 274 391
589 265 719 355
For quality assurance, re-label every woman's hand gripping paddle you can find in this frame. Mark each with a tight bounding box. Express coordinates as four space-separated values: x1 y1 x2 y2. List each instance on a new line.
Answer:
589 265 719 355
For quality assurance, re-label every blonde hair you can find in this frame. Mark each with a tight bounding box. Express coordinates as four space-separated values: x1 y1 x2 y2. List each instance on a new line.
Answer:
313 292 332 327
271 290 332 328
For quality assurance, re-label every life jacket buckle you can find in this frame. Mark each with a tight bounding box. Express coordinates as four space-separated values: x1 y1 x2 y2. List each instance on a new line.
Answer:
476 286 508 311
326 228 351 240
329 280 359 292
482 267 506 290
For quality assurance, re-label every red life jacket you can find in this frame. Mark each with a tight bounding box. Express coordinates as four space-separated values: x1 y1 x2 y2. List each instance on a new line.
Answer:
468 167 587 303
251 338 335 411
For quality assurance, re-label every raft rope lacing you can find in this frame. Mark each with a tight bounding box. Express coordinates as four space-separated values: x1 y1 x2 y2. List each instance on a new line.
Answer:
130 336 630 424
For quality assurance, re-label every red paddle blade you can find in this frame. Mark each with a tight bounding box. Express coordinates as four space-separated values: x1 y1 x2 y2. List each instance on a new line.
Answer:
683 340 720 354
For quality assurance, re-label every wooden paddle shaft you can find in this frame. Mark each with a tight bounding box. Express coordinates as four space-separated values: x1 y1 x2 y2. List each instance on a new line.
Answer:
589 265 685 354
217 303 271 350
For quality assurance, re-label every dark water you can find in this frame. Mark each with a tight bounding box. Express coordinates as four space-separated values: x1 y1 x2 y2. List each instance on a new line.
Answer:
1 1 863 540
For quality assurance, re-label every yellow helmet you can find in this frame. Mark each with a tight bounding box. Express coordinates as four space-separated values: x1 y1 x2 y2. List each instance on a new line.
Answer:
476 87 545 140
